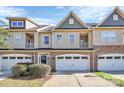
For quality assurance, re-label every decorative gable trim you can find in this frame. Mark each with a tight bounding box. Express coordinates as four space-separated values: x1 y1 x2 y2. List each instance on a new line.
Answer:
96 6 124 27
55 11 90 29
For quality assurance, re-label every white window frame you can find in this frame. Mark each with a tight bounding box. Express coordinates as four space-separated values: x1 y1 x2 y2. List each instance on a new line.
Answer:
14 33 21 44
101 31 116 43
11 21 24 27
68 33 75 44
113 15 118 21
44 35 49 44
56 34 63 44
69 18 74 24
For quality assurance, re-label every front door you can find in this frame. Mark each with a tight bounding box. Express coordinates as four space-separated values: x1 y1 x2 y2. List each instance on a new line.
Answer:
40 55 47 64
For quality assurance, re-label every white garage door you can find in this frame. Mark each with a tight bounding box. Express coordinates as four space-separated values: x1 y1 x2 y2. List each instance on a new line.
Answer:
0 54 32 71
56 54 90 71
98 54 124 71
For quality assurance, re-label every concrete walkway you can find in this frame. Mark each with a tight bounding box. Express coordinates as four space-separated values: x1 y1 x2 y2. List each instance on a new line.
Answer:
43 71 117 87
0 71 11 81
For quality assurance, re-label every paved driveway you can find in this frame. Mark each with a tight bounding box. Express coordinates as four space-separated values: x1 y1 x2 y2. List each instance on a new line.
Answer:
105 71 124 80
0 71 11 80
43 71 117 87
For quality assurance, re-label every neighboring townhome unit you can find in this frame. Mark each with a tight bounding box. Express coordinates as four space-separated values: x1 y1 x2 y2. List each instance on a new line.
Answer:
0 6 124 71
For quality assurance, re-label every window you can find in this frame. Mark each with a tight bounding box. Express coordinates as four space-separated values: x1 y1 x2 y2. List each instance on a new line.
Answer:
69 34 75 44
81 57 88 59
113 15 118 21
2 57 8 59
98 57 105 59
10 57 16 59
57 57 64 59
122 56 124 59
69 18 74 24
11 21 24 27
44 36 49 44
106 56 113 59
102 31 116 43
56 34 62 44
114 56 121 59
14 33 21 44
73 57 80 59
17 57 23 59
65 57 72 59
25 57 31 59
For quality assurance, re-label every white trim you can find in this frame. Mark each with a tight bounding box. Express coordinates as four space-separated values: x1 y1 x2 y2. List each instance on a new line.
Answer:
37 25 51 32
11 21 24 27
55 11 90 29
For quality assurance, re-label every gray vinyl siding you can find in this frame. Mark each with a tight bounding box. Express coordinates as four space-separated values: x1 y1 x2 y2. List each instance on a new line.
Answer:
100 11 124 27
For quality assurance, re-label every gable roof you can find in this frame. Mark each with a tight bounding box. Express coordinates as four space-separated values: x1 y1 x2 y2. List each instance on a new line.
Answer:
96 6 124 27
55 11 90 29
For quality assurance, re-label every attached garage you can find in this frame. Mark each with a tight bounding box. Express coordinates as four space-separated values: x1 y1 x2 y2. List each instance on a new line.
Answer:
56 54 90 71
0 54 32 71
98 54 124 71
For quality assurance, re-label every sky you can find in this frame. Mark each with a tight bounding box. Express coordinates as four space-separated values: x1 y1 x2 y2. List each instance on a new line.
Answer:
0 6 124 26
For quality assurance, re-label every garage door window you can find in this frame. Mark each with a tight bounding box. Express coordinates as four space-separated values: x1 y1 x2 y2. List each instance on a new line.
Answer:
17 57 23 59
73 57 80 59
106 57 113 59
81 57 88 59
57 57 64 59
65 57 72 59
114 56 121 59
98 57 105 59
122 56 124 59
2 57 8 59
25 57 31 59
10 57 16 59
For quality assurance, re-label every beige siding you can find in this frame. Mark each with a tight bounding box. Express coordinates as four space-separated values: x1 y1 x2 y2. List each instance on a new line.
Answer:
25 20 38 29
5 32 26 48
52 32 81 48
93 29 124 45
39 34 52 48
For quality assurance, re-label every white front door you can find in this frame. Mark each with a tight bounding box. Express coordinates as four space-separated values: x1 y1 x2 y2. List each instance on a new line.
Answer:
98 54 124 71
56 54 90 71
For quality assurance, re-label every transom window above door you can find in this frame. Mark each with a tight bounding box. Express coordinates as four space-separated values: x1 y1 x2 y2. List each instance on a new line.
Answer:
101 31 116 43
11 21 24 27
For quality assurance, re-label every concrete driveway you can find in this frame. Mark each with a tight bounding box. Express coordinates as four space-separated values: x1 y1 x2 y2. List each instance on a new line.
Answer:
0 71 11 80
105 71 124 80
43 71 117 87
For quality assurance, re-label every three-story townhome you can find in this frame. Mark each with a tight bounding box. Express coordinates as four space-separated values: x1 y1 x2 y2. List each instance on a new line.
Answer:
0 6 124 71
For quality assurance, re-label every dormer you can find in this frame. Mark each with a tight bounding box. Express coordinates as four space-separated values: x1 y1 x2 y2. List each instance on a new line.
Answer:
6 17 40 29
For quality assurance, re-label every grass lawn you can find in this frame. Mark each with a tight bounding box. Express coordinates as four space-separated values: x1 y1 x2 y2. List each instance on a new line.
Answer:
0 76 51 87
95 72 124 87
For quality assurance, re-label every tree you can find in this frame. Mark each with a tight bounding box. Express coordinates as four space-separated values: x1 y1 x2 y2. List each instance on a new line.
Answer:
0 28 11 48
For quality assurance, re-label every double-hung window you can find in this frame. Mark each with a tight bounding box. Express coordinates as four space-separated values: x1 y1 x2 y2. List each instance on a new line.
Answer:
69 34 75 44
101 31 116 43
44 36 49 44
14 33 21 44
56 34 62 44
113 15 118 21
11 21 24 27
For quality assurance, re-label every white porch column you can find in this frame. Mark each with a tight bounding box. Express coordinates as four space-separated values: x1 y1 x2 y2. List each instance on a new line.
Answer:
34 32 39 48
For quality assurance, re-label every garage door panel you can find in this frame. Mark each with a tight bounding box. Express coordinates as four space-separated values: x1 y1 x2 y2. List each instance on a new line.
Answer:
98 54 124 71
0 54 32 71
56 54 90 71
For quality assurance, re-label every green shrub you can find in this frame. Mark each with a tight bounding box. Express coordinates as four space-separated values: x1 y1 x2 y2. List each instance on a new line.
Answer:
29 64 51 78
12 64 28 77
